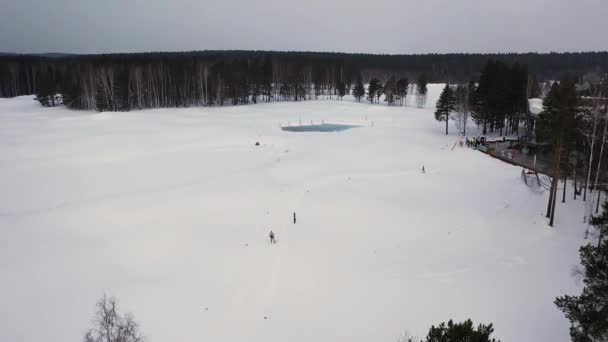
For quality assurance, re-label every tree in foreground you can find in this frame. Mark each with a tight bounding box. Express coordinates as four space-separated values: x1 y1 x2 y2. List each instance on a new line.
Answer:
84 295 144 342
536 77 580 226
435 84 456 135
555 201 608 341
424 319 499 342
352 77 365 102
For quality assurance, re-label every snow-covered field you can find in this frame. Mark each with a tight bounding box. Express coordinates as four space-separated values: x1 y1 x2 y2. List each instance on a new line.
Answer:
0 86 585 342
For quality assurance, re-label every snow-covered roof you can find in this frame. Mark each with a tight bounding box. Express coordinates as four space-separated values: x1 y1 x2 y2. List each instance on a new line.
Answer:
528 98 543 116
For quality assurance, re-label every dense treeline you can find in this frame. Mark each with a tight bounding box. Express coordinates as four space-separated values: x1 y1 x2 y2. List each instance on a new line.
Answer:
2 53 360 110
429 62 608 229
29 54 359 111
432 60 530 136
1 51 607 111
536 77 582 227
534 74 607 227
471 61 530 135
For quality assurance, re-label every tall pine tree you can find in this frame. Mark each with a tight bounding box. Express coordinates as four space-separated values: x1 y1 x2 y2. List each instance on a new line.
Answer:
367 78 381 104
352 77 365 102
337 81 347 100
536 78 581 226
384 77 396 106
435 84 456 135
35 72 58 107
396 78 409 106
416 74 428 108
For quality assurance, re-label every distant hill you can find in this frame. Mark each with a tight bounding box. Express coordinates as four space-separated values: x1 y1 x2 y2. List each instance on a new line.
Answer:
0 52 77 58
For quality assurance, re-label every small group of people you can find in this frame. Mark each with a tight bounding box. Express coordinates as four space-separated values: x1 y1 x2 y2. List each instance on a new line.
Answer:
268 212 296 245
465 136 485 148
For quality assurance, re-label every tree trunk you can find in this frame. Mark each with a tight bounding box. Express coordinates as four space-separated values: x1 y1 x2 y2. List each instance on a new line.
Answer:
562 174 567 203
547 145 559 218
584 155 590 201
574 166 578 200
593 112 608 212
549 143 563 227
546 176 556 218
596 189 602 214
585 114 599 200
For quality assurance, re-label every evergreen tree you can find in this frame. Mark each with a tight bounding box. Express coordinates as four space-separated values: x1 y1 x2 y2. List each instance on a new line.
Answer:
375 83 384 104
425 319 500 342
352 77 365 102
250 83 260 104
295 82 307 101
417 74 428 95
114 69 131 111
467 80 480 132
555 201 608 341
384 77 396 106
396 78 409 106
469 80 483 129
35 73 58 107
60 76 81 109
416 74 428 108
454 84 469 135
367 78 380 104
590 200 608 245
337 81 347 100
529 75 542 98
435 84 456 135
279 83 292 101
472 60 529 135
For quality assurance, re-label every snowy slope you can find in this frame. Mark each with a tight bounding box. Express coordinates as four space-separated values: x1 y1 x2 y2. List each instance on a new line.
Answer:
0 89 585 342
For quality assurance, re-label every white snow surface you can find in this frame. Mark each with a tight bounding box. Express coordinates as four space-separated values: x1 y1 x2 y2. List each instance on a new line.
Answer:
0 86 585 342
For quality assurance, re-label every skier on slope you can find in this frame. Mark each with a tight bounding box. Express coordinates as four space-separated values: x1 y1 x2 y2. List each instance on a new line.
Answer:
269 230 276 244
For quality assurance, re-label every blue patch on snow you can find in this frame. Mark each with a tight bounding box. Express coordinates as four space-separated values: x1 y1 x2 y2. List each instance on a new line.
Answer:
281 123 360 132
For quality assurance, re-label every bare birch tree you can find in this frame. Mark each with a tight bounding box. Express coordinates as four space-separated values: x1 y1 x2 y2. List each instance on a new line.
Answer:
84 295 144 342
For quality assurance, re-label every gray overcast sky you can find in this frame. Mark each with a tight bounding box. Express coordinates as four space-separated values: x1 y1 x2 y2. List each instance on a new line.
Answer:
1 0 607 54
